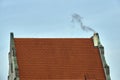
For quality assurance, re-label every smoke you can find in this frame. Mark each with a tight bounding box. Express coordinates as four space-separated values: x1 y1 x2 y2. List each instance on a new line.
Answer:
72 13 95 33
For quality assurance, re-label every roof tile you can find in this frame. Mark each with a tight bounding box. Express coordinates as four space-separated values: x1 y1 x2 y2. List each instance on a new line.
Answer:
14 38 106 80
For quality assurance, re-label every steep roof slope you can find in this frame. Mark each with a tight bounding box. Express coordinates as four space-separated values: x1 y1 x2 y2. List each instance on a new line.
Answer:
14 38 106 80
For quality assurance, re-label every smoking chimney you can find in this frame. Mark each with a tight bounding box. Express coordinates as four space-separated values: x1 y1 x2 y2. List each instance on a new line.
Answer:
92 32 101 47
92 32 111 80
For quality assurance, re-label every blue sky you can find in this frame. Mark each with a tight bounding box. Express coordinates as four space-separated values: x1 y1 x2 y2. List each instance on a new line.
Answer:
0 0 120 80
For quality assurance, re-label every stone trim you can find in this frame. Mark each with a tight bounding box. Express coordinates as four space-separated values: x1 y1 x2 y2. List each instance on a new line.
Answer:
92 33 111 80
99 46 111 80
8 32 19 80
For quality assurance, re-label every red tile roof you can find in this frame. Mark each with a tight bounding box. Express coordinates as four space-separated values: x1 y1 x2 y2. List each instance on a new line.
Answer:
14 38 106 80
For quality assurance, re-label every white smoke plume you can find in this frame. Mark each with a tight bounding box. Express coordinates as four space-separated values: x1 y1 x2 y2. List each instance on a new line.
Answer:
72 13 95 33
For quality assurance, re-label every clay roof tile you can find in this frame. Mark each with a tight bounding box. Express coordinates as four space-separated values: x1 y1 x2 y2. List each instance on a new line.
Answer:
14 38 106 80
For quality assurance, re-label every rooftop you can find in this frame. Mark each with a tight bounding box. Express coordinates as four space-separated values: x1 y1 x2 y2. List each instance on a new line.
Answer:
14 37 106 80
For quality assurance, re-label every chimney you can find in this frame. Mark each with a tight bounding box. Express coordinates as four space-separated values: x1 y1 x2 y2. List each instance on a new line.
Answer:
92 33 101 47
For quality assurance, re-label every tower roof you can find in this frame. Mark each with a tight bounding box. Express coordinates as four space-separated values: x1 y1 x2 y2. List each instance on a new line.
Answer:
13 37 106 80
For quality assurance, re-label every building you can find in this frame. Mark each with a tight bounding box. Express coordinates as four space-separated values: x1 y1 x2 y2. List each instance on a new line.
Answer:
8 32 111 80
